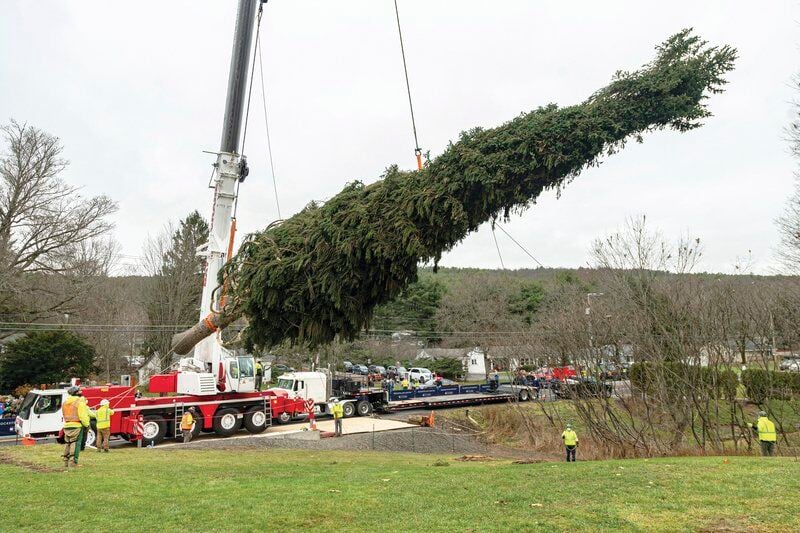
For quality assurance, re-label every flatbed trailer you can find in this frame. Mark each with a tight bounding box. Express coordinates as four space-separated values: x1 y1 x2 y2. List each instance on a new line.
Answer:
388 391 515 410
385 382 531 411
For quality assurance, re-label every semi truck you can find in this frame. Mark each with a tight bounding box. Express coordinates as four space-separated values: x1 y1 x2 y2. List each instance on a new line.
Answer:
274 371 388 418
15 379 307 446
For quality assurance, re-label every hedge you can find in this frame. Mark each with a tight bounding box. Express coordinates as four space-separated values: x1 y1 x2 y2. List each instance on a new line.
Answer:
741 369 800 403
630 362 738 400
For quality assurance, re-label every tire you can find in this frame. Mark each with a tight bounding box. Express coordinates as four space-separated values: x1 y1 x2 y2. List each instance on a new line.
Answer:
85 427 97 448
342 401 356 418
142 415 167 445
213 407 242 437
276 411 292 424
356 400 372 416
518 389 530 402
244 407 268 434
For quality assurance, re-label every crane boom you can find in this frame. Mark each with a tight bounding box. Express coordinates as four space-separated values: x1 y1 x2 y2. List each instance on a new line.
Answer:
181 0 261 394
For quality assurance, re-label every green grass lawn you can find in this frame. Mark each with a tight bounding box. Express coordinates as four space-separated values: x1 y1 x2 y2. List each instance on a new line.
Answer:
2 445 799 531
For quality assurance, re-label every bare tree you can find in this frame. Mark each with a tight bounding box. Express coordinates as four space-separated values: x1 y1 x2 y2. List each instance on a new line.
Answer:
141 211 208 360
0 120 118 323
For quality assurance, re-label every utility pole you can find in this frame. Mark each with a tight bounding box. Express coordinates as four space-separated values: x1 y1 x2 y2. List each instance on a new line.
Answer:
586 292 604 362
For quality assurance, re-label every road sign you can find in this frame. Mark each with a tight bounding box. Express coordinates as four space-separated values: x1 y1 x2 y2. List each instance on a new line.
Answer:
304 399 314 413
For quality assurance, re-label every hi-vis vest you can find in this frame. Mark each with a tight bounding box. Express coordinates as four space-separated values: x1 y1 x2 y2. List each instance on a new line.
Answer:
756 417 777 442
562 429 578 446
180 412 194 431
332 403 344 419
62 401 80 423
96 406 114 429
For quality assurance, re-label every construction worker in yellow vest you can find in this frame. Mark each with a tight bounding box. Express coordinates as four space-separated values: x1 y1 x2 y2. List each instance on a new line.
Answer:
562 424 579 462
331 398 344 437
62 386 91 468
255 360 264 391
751 411 777 457
180 407 196 444
95 399 114 453
401 378 409 390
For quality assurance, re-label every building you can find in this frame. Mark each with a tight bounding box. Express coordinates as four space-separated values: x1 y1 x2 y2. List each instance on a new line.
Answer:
415 347 487 380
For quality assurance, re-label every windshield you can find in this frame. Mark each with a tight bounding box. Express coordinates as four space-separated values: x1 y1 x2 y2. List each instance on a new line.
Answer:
238 357 255 378
276 378 294 390
17 393 38 420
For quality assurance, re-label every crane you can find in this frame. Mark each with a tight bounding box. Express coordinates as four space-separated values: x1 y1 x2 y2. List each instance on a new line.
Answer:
176 0 262 395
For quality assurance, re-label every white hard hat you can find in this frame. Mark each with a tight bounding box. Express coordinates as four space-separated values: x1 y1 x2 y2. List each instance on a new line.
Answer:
100 399 110 406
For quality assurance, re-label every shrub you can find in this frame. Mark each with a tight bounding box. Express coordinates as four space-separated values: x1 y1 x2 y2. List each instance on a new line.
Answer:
630 362 737 400
742 369 800 403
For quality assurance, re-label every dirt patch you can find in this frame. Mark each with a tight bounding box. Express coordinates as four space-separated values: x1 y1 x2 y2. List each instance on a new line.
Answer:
0 452 61 473
455 455 492 462
698 518 757 533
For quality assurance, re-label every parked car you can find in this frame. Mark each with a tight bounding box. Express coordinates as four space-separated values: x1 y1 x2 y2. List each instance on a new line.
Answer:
408 367 433 383
343 361 353 372
352 364 370 375
387 366 407 380
368 365 386 376
556 377 613 399
779 356 800 372
272 363 295 375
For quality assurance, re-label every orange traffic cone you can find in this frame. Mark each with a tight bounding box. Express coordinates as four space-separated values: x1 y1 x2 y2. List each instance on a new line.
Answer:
308 412 317 431
22 436 36 446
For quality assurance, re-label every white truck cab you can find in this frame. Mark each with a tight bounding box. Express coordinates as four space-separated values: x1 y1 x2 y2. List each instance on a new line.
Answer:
15 389 97 445
274 371 333 416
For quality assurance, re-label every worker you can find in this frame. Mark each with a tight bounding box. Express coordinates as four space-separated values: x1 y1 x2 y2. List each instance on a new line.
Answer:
401 378 409 391
331 398 344 437
255 359 264 391
751 411 777 457
61 386 90 468
561 423 579 462
180 407 196 444
95 399 114 453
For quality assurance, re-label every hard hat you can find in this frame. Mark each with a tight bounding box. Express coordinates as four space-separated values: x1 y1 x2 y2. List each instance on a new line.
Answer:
100 399 110 406
566 424 573 429
759 411 767 417
67 386 81 396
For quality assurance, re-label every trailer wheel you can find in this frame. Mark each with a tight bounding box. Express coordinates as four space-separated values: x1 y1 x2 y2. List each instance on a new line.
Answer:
342 401 356 418
356 400 372 416
518 389 530 402
142 415 167 445
213 407 242 437
244 407 268 434
276 411 292 424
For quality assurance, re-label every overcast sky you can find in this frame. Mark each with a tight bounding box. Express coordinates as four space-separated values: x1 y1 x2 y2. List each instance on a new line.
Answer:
1 1 797 275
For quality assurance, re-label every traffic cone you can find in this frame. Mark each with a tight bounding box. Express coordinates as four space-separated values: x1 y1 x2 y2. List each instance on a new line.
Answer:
308 412 317 431
22 436 36 446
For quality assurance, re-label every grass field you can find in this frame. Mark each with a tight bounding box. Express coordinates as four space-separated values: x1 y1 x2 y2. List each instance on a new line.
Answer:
2 445 798 531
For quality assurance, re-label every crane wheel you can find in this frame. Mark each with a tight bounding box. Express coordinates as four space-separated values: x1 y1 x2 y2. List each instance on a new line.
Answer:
213 407 242 437
142 415 167 445
244 407 268 433
276 411 292 424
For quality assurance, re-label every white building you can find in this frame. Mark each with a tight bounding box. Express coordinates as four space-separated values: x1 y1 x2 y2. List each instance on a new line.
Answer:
415 347 487 380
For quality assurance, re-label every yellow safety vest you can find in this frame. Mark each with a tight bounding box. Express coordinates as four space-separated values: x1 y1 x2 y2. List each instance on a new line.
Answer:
96 405 114 429
332 403 344 419
562 429 578 446
181 412 194 431
756 417 777 442
62 396 90 428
